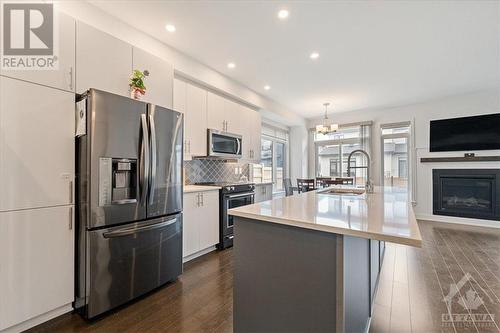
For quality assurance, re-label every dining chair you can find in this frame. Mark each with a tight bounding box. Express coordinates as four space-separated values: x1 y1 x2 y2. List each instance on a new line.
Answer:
283 178 294 196
324 179 344 186
334 177 354 185
297 178 316 193
315 177 331 188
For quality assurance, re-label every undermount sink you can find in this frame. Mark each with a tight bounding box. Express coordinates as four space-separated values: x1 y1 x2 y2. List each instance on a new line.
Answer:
319 187 366 196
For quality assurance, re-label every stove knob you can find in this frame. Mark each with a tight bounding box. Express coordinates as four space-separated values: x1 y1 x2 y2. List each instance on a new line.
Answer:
231 186 235 191
225 186 231 191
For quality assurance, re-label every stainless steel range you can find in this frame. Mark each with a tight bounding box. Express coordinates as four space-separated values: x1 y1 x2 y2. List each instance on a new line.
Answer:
195 182 255 249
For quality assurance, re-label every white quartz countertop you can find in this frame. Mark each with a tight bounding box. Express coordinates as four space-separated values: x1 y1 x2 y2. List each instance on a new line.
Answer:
183 185 221 193
229 186 422 247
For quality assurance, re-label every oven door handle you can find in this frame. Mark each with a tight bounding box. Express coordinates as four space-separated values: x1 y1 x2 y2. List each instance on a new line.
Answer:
226 193 255 199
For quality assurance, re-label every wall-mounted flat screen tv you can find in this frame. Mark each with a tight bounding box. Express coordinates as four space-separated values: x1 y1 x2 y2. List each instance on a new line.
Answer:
429 113 500 152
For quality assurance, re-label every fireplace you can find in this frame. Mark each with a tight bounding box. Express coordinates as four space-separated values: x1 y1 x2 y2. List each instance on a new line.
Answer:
433 169 500 221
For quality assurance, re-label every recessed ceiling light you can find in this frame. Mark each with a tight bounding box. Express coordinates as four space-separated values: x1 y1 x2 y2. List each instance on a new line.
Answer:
310 52 319 59
165 24 176 32
227 62 236 69
264 85 271 90
277 9 289 19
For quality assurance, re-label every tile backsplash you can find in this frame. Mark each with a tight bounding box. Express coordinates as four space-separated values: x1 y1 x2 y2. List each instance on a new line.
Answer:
184 159 250 184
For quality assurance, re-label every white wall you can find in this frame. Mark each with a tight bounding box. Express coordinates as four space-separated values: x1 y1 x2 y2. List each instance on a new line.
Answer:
289 126 309 181
308 89 500 227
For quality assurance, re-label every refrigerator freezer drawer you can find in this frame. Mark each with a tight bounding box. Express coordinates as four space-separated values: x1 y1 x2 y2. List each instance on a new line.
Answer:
86 213 182 318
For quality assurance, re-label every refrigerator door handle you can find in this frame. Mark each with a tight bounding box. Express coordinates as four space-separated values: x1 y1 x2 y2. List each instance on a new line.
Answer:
149 113 157 203
102 216 178 238
140 114 150 204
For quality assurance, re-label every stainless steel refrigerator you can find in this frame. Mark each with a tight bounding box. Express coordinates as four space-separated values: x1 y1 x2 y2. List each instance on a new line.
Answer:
75 89 183 319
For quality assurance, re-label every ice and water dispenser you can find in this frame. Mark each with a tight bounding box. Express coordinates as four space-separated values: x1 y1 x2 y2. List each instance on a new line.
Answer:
99 157 137 206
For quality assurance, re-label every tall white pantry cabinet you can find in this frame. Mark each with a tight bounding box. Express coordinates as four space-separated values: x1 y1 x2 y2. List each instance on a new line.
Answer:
0 12 77 333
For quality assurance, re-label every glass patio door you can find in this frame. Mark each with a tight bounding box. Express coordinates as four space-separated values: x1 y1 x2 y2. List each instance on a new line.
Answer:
382 137 409 188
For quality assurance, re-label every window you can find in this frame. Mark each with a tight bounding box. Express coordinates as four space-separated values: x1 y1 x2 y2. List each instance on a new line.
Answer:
329 159 339 177
381 123 411 191
314 124 371 186
253 124 289 194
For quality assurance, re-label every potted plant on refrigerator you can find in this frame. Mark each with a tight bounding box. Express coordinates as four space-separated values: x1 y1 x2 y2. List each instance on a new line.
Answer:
129 69 149 100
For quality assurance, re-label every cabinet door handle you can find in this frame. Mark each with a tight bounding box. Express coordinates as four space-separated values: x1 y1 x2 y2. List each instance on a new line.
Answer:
69 207 73 230
196 193 200 207
188 140 191 154
69 180 73 204
69 67 73 91
201 193 204 206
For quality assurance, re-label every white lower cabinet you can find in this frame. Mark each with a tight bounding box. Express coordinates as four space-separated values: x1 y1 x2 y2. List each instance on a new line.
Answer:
0 76 75 212
0 205 74 331
255 183 273 203
183 190 219 260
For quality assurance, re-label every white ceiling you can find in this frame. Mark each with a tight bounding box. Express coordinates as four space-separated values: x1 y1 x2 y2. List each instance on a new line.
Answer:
89 0 499 119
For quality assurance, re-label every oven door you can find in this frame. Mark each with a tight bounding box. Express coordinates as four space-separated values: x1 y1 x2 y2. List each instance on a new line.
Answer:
208 130 242 158
224 192 255 232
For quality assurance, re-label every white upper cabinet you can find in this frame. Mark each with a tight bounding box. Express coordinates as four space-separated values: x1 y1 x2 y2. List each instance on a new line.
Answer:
132 47 173 108
173 78 186 113
250 109 262 162
0 206 74 331
0 77 74 211
207 92 226 131
185 84 207 158
174 80 207 159
224 99 244 135
237 105 261 162
0 12 76 92
76 22 132 96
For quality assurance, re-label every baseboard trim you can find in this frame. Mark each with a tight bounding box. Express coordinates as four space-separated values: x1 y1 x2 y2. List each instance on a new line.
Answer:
183 245 217 263
0 303 73 333
416 214 500 229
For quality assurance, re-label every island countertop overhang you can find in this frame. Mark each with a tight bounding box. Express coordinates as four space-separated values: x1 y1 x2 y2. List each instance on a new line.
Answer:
229 186 422 247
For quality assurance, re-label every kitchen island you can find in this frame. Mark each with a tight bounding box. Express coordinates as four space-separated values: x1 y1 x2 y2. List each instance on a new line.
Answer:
228 186 421 333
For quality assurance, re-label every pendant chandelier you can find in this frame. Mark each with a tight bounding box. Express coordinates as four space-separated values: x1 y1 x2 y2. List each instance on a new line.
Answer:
316 102 339 135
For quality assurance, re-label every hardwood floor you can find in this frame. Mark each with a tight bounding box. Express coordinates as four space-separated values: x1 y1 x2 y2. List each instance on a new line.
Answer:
28 220 500 333
371 221 500 333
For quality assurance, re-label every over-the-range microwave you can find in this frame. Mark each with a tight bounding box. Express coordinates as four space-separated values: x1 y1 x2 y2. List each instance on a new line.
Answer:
208 129 242 158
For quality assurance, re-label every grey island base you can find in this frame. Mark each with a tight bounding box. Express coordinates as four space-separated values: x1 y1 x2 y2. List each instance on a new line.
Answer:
230 187 422 332
233 216 385 333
